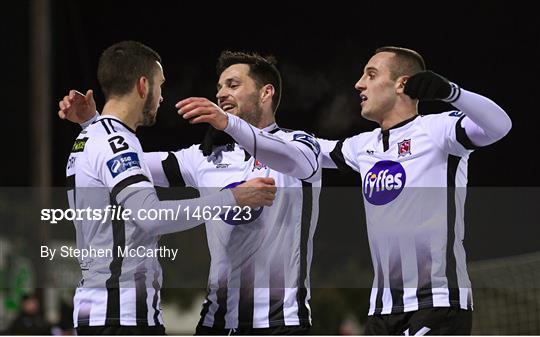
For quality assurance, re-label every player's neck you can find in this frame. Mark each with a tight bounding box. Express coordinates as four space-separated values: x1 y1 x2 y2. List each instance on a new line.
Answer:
255 111 276 129
102 98 141 131
379 102 418 131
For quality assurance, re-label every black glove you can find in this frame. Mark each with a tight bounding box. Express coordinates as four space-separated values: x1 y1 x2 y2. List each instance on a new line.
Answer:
404 70 455 101
199 125 235 156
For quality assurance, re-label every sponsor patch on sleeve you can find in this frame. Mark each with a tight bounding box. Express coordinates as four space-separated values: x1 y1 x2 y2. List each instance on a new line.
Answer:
292 133 320 155
106 152 141 178
71 137 88 153
449 110 465 118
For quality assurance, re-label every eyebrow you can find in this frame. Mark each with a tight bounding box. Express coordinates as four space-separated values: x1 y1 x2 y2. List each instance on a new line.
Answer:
217 77 240 90
365 66 378 73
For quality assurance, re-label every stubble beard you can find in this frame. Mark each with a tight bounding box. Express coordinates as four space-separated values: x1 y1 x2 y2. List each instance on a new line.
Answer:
142 90 157 127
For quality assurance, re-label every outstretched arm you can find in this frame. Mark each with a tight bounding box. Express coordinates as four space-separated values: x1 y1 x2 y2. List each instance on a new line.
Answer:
317 138 339 169
176 97 319 179
117 177 276 236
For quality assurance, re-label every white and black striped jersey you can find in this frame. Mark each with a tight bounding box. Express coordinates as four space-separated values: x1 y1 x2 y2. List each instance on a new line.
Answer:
66 113 242 328
322 111 476 315
144 123 322 329
319 86 511 316
66 116 164 327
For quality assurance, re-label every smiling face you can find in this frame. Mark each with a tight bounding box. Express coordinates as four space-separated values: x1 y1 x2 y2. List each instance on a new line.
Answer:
216 63 264 127
354 52 402 124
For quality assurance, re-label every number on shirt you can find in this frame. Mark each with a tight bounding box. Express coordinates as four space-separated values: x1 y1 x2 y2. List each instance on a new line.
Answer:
108 136 129 154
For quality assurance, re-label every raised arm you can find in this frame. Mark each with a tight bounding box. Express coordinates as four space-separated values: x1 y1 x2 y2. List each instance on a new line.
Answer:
58 89 99 127
405 70 512 147
176 97 319 179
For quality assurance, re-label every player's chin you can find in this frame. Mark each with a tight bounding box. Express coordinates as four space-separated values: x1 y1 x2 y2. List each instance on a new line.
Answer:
143 113 157 127
360 108 370 119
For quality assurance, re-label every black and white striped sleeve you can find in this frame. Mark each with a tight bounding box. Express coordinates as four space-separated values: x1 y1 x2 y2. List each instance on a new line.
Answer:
318 137 359 173
143 148 196 188
451 88 512 147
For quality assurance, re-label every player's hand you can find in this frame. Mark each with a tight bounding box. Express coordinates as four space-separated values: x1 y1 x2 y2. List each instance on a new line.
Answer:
404 70 452 101
176 97 229 130
231 177 276 208
58 89 97 124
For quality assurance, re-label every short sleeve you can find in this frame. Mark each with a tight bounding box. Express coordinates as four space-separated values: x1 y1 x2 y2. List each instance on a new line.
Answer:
169 145 201 188
328 135 362 173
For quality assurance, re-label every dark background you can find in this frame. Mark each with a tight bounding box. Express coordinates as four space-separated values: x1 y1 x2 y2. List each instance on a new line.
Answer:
3 1 540 187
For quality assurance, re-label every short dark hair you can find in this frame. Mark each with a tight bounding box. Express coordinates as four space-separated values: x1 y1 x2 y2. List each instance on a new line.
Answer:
375 46 426 79
97 41 161 100
217 51 282 113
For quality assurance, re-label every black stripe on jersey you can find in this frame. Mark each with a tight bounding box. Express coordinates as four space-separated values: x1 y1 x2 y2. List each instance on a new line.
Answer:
100 119 112 134
199 296 213 327
66 174 75 188
107 119 117 133
373 247 384 315
382 130 390 152
456 116 479 150
77 303 90 327
329 139 357 174
296 181 312 324
269 255 285 327
66 175 76 220
299 150 319 181
250 124 258 161
152 272 161 325
416 240 434 308
161 152 186 187
212 272 229 329
389 238 404 314
111 174 151 203
238 261 255 327
135 270 149 326
446 155 461 305
101 117 136 134
105 199 126 326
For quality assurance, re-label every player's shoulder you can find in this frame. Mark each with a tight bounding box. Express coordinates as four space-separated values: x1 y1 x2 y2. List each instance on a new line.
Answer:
174 143 206 158
82 118 139 156
272 126 312 136
273 127 321 155
272 126 317 142
171 143 209 167
345 129 379 147
419 110 465 124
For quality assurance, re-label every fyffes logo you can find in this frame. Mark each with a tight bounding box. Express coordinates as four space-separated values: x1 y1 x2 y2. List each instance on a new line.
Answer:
363 161 406 205
221 181 264 225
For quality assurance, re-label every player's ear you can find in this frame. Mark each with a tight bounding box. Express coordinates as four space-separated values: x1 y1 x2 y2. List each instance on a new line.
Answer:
136 76 149 99
396 75 409 94
260 84 275 105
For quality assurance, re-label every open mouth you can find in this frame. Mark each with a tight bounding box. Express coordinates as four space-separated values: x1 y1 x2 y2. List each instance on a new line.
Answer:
220 103 236 112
